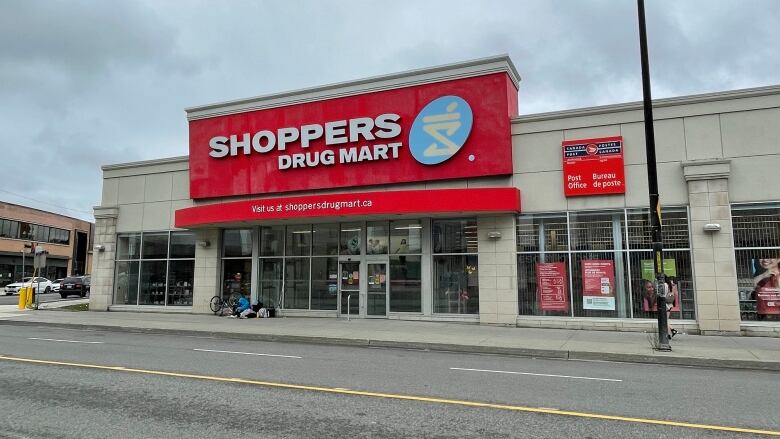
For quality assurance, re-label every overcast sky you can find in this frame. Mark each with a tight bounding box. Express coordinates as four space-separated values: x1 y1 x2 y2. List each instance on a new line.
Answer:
1 0 779 222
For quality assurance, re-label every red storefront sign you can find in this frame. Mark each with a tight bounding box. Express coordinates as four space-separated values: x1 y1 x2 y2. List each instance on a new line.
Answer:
189 73 517 199
536 262 569 312
581 259 616 311
562 136 625 197
175 188 521 228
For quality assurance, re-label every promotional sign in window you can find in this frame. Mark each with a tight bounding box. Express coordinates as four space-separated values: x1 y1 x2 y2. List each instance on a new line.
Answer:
751 258 780 316
640 259 680 312
536 262 569 312
189 73 517 199
562 136 625 197
581 259 616 310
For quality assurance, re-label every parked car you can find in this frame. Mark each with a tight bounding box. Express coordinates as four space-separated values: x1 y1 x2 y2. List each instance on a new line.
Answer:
82 275 91 293
3 277 53 296
60 276 88 298
51 278 64 292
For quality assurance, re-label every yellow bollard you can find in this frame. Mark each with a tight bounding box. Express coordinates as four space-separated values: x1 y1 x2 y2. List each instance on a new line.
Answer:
17 287 28 310
26 286 34 308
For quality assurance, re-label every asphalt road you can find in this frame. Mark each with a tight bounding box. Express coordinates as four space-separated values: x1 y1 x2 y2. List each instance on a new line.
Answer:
0 291 85 306
0 324 778 438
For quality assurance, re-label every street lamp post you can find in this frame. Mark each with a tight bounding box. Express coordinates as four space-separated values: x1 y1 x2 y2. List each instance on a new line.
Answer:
637 0 671 351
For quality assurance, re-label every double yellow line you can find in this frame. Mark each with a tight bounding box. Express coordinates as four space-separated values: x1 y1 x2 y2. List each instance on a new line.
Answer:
1 354 777 436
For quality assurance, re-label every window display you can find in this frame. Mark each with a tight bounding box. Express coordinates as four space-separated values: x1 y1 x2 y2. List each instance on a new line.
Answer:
517 208 694 319
114 232 195 306
733 204 780 321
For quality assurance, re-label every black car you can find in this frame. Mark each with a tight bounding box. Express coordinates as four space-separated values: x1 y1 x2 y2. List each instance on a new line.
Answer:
60 276 88 298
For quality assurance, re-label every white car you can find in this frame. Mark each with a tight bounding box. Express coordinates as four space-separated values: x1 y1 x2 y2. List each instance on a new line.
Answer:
3 277 53 295
51 278 64 292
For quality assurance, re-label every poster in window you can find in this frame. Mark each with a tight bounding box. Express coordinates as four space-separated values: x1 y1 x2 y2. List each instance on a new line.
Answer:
752 258 780 316
581 259 615 310
640 259 680 312
536 262 569 312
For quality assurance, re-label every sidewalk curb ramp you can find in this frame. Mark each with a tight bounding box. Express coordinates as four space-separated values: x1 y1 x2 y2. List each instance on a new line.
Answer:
2 319 779 372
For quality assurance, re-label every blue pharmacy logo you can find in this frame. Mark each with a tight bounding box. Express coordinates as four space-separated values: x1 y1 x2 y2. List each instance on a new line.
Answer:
409 95 473 165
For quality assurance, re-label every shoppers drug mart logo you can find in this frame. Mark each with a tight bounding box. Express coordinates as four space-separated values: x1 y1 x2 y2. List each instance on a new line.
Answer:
409 95 473 165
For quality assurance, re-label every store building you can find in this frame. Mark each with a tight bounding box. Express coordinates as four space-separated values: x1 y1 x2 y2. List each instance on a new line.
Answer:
0 201 93 286
90 55 780 336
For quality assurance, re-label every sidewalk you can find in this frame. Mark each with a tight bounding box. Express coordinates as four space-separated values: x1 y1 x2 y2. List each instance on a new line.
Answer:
1 307 779 371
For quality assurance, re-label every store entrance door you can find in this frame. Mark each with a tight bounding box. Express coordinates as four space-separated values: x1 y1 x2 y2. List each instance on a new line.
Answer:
338 261 361 318
366 262 388 317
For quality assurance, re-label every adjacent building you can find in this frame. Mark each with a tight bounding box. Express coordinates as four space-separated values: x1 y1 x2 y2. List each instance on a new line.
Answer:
90 55 780 336
0 202 93 286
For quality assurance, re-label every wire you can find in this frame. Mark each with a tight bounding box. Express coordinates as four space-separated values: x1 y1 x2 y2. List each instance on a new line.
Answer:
0 189 94 216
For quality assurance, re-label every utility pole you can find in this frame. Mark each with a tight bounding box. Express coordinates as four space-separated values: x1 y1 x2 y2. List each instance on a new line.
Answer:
637 0 671 351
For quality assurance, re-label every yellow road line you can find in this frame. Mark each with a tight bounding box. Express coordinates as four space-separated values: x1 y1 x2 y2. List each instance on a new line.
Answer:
1 354 778 436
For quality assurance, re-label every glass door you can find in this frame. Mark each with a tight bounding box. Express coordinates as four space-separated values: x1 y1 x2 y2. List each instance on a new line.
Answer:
339 261 360 317
367 262 387 317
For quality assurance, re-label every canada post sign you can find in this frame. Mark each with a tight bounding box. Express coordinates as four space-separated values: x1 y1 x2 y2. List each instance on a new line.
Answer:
562 136 625 197
188 73 516 199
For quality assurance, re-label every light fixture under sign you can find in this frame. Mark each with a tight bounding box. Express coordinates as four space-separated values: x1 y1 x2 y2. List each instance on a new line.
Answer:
487 231 502 240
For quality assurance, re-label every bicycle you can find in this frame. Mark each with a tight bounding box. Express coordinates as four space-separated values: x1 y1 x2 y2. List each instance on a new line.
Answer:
209 294 240 315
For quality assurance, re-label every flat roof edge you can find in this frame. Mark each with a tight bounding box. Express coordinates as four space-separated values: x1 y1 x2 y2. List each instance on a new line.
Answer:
185 55 521 121
101 155 189 172
513 84 780 123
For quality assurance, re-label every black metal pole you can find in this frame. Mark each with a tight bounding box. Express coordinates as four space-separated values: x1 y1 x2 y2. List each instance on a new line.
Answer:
637 0 670 351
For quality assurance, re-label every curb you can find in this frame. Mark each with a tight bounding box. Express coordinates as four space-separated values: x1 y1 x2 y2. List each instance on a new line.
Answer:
1 319 778 372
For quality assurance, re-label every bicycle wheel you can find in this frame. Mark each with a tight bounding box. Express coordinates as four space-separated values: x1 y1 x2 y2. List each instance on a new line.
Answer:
227 294 240 308
209 295 222 314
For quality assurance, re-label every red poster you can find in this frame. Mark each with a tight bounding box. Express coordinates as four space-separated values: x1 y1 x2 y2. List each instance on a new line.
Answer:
536 262 569 311
562 136 625 197
581 259 616 311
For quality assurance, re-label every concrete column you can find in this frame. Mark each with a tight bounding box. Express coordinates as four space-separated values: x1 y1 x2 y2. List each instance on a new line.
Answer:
683 160 740 335
89 207 118 311
478 215 518 325
192 228 221 314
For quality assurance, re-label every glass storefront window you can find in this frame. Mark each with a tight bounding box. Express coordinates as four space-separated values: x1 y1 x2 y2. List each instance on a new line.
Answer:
433 254 479 314
139 260 167 305
260 226 285 257
222 259 252 299
390 255 421 312
433 219 477 253
517 208 694 320
367 222 389 255
167 260 194 306
258 258 283 308
340 223 362 255
114 261 139 305
169 232 196 259
628 250 694 320
516 214 568 253
223 229 253 257
570 252 630 318
117 234 141 260
626 208 690 250
517 253 570 316
142 233 169 259
286 225 312 257
311 257 338 310
284 258 310 309
312 223 339 256
390 221 422 254
569 211 624 251
733 204 780 321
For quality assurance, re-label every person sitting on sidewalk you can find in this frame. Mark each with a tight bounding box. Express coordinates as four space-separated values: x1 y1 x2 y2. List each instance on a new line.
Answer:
230 295 251 318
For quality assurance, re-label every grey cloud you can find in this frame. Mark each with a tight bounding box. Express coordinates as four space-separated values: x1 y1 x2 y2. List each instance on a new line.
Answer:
1 0 779 222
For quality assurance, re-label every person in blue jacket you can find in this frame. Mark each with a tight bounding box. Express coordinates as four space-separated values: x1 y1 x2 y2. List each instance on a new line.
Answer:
231 295 251 318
